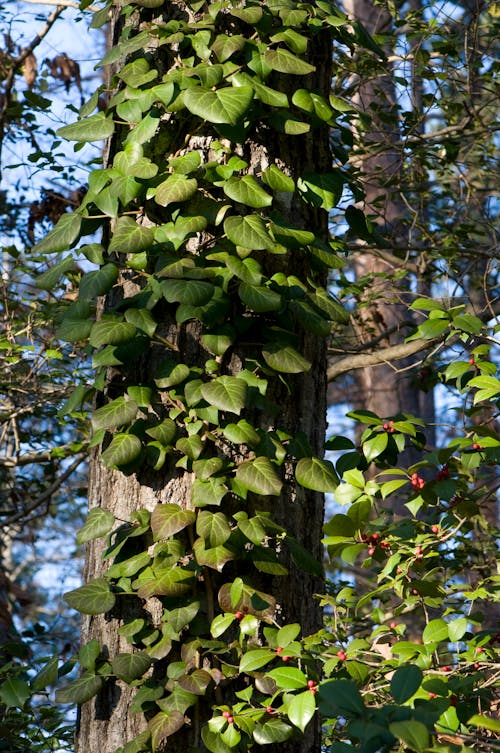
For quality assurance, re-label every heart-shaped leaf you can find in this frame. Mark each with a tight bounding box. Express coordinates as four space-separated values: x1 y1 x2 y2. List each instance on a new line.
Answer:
151 503 196 540
101 433 142 468
112 652 152 683
235 457 282 496
200 376 247 414
64 578 116 615
184 86 253 124
295 457 339 492
77 508 115 545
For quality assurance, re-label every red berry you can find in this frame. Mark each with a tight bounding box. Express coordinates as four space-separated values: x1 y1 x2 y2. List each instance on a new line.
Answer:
473 662 480 669
307 680 316 688
235 611 243 620
337 650 347 661
390 621 397 629
367 546 375 556
371 532 380 541
469 358 475 365
476 647 484 654
309 687 318 694
266 706 274 714
222 711 231 718
428 692 437 698
431 525 439 534
442 665 451 672
227 716 234 724
416 546 423 556
276 646 283 654
242 606 249 613
281 655 290 662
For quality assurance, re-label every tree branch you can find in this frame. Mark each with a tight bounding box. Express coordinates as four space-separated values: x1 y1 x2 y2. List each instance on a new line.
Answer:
327 337 439 382
22 0 100 9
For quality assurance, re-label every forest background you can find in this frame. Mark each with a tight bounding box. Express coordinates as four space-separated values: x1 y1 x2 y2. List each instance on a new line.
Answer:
0 0 499 752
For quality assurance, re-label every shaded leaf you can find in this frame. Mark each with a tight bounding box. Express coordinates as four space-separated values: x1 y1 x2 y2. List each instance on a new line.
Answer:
64 578 116 615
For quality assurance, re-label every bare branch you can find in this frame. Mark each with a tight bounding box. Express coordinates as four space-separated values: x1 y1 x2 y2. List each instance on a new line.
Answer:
22 0 100 9
4 453 86 527
327 337 439 382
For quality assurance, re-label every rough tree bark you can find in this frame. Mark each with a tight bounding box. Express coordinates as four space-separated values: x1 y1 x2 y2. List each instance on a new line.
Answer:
76 4 332 752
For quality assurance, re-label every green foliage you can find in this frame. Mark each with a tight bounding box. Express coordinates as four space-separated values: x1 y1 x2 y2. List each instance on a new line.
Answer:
21 0 499 751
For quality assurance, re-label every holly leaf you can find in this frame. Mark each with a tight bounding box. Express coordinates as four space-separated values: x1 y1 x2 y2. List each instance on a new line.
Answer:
286 690 316 732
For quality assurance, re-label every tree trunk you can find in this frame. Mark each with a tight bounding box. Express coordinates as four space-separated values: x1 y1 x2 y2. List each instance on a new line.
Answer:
76 4 332 752
343 0 428 479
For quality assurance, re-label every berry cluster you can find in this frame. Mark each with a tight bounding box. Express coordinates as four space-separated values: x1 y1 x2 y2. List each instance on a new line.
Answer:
383 420 395 433
411 472 425 491
436 464 449 481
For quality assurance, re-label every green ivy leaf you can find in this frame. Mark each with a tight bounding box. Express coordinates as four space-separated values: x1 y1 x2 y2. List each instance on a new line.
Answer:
264 48 315 75
35 255 74 290
161 279 214 306
92 397 138 431
89 318 136 348
262 165 295 192
101 433 143 468
297 172 343 210
235 457 283 496
295 457 339 491
64 578 116 615
124 308 157 338
197 511 231 547
79 263 119 300
200 376 247 414
154 174 198 207
31 213 82 254
118 58 157 88
222 420 260 446
151 503 196 540
77 508 115 545
192 478 227 507
148 710 185 751
237 516 266 545
239 283 282 313
57 112 114 142
146 419 177 446
223 176 273 209
224 214 275 250
31 656 59 691
193 538 235 571
112 652 152 683
0 678 30 709
108 216 154 254
389 721 429 753
184 86 253 124
55 673 104 705
286 690 316 732
137 567 195 599
262 343 311 373
390 665 423 703
178 669 212 695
